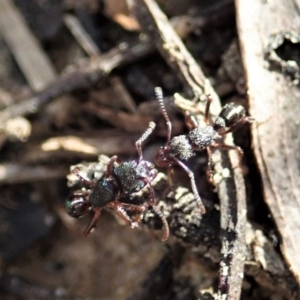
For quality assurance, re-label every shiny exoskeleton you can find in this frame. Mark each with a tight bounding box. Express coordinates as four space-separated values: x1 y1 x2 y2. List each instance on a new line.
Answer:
66 122 169 241
155 87 254 214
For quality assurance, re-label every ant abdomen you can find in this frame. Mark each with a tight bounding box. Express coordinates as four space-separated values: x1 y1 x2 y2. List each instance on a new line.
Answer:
213 103 248 133
66 190 91 218
90 179 118 207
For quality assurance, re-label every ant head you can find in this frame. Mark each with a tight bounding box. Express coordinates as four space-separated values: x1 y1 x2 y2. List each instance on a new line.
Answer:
66 190 91 218
155 146 173 168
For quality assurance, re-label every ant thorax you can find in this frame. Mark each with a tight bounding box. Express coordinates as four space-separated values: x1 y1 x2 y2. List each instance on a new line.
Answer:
188 126 220 150
169 126 220 161
113 160 157 194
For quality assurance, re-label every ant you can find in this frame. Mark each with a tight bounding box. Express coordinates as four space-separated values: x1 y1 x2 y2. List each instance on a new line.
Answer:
154 87 254 214
66 121 169 241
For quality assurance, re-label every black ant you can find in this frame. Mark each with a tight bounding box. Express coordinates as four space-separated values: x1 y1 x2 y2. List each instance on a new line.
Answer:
66 121 169 241
154 87 254 214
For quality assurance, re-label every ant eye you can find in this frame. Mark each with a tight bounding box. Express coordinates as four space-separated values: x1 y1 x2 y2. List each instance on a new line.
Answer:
66 195 90 218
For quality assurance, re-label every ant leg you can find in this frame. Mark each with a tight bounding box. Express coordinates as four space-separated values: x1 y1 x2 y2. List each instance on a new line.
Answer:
173 157 206 214
105 155 122 178
219 116 255 135
167 167 175 191
151 205 169 241
72 167 95 188
109 202 139 228
210 143 245 173
184 111 198 130
155 87 172 145
211 142 244 161
83 208 101 237
145 178 169 241
135 121 156 161
185 94 212 129
204 94 212 125
113 202 146 223
206 147 214 184
115 202 146 213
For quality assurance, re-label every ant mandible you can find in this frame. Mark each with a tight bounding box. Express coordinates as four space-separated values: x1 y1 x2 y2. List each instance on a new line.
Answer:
66 121 169 241
154 87 254 214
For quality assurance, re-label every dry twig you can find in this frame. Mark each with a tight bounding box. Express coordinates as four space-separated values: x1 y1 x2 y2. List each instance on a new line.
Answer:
0 40 154 127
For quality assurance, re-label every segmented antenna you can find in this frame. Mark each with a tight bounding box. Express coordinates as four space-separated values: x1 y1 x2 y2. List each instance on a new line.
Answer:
135 121 156 161
155 87 172 145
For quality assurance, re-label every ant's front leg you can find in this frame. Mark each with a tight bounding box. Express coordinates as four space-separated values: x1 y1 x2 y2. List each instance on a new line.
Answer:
184 111 198 130
72 167 96 188
173 157 206 214
105 155 122 178
185 94 212 130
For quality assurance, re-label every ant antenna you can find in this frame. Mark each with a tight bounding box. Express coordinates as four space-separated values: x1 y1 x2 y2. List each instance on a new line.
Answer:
135 121 156 162
155 87 172 145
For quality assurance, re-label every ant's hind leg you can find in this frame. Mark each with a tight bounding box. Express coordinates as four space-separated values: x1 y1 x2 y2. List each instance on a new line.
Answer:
83 208 101 237
173 157 206 214
219 116 255 135
211 142 245 172
211 143 244 161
